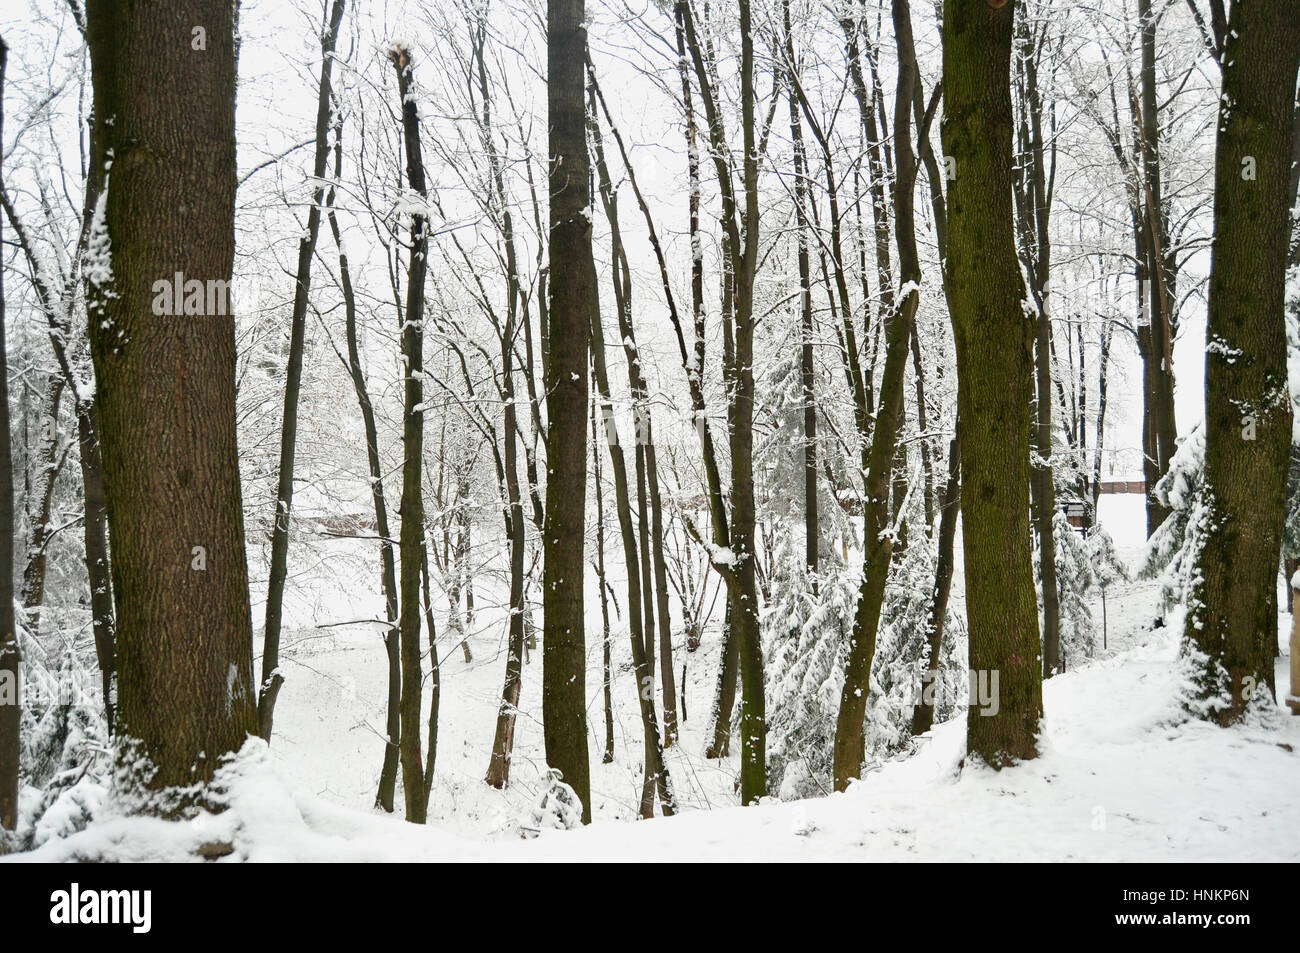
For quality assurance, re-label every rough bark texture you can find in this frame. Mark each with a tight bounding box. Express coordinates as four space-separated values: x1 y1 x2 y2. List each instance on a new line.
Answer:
85 0 258 802
1185 0 1300 722
542 0 593 823
941 0 1043 766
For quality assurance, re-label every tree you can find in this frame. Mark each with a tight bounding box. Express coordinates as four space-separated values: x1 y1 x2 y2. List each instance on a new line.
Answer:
542 0 593 823
389 44 433 824
258 0 347 742
830 0 930 792
681 0 767 806
84 0 258 805
1184 0 1300 722
1136 0 1179 538
1012 9 1061 677
0 34 19 835
942 0 1043 765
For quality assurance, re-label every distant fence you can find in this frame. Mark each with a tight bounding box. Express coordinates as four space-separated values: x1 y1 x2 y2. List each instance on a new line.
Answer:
1098 481 1146 495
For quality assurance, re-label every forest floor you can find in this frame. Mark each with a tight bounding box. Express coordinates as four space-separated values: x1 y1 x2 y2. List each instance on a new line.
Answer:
10 494 1300 861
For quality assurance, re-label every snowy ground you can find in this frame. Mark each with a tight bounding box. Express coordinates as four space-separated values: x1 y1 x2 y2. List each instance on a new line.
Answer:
10 492 1300 861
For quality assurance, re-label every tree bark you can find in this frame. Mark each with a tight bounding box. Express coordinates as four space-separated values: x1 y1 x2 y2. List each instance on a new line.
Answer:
1013 22 1061 677
912 434 960 736
941 0 1043 766
592 404 615 764
1185 0 1300 721
542 0 593 823
390 46 430 824
85 0 258 804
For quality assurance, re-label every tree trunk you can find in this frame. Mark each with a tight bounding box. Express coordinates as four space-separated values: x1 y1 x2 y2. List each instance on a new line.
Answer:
324 118 401 811
912 434 960 736
257 0 346 742
75 404 115 731
542 0 593 822
19 373 66 633
941 0 1043 766
1185 0 1300 722
785 11 818 584
589 280 676 816
646 447 678 745
1138 0 1178 537
390 46 429 824
0 35 18 833
592 404 615 764
1014 24 1061 677
85 0 258 804
831 0 923 792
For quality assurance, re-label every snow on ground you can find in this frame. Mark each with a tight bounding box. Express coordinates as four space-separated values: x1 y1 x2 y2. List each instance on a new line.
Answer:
9 491 1299 862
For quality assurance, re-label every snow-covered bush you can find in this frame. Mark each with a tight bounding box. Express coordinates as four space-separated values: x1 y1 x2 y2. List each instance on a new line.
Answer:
1137 424 1208 616
525 768 584 834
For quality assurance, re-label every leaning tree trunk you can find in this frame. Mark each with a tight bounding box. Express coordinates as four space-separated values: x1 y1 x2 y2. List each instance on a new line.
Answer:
942 0 1043 766
84 0 258 804
390 45 431 824
0 35 18 834
831 0 923 792
258 0 346 742
541 0 593 822
1185 0 1300 722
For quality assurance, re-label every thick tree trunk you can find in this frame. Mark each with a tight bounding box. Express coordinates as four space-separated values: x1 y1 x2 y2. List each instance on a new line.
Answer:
258 0 346 742
85 0 259 804
942 0 1043 766
390 46 430 824
1185 0 1300 721
542 0 593 822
